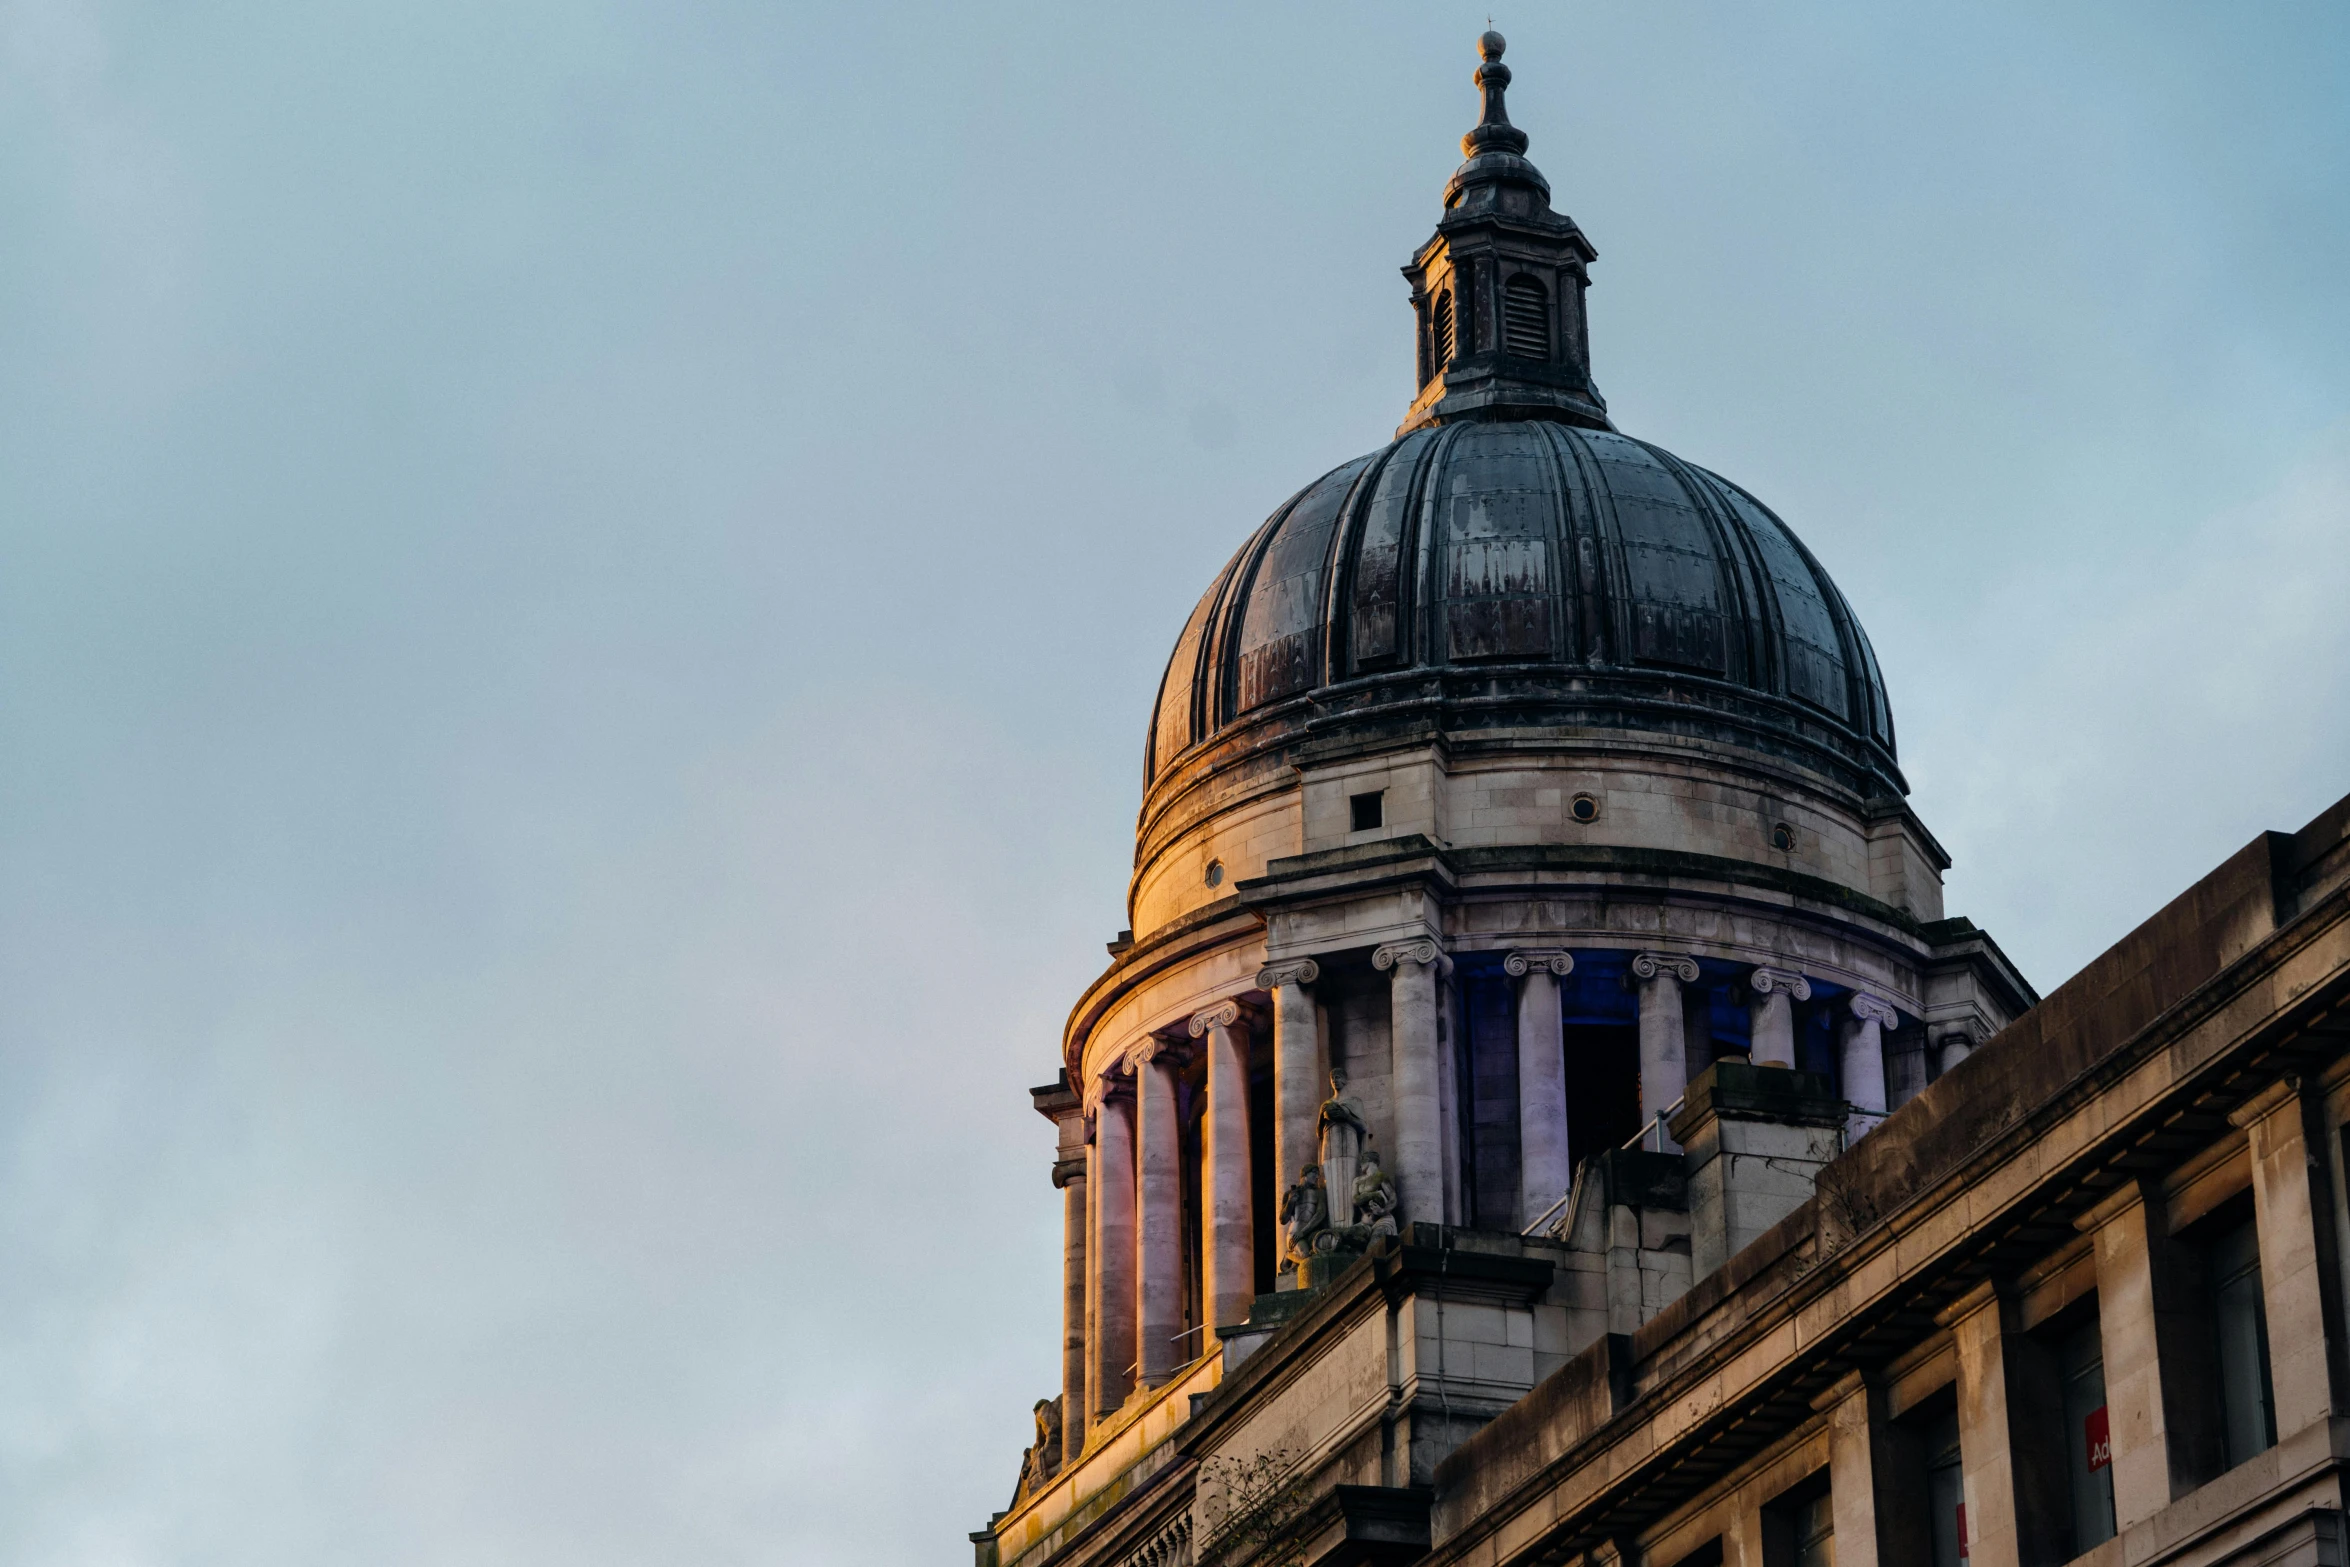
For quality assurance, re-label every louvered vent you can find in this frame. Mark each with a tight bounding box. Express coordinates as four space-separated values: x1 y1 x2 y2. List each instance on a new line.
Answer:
1503 275 1549 358
1432 290 1456 371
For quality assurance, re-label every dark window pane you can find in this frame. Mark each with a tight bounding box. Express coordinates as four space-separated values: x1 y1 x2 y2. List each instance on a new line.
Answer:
2060 1320 2117 1551
1793 1492 1834 1567
2211 1219 2277 1466
1926 1411 1965 1567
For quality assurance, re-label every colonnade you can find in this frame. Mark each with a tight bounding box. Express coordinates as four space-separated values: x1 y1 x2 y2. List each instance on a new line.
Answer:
1054 946 1906 1460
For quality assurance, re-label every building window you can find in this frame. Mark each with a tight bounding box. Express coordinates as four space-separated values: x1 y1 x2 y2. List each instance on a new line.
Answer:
1350 791 1384 831
1433 289 1456 369
1203 859 1224 889
1925 1409 1966 1567
2058 1318 2117 1551
2209 1216 2277 1466
1762 1476 1833 1567
1570 791 1601 823
1503 274 1550 358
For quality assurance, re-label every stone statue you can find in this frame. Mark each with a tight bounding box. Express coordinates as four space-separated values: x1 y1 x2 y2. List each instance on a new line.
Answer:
1010 1396 1063 1508
1317 1069 1371 1225
1352 1148 1400 1240
1277 1163 1328 1272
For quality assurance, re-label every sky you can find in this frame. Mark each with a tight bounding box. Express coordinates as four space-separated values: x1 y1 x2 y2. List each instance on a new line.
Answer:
0 2 2345 1563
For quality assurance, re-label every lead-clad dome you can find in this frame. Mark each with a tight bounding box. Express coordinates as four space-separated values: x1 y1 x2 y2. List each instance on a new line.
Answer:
1145 34 1901 805
1146 422 1900 798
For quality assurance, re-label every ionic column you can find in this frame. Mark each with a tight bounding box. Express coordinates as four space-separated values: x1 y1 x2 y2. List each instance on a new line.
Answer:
1506 949 1574 1228
1935 1027 1975 1077
1087 1083 1136 1423
1057 1158 1087 1459
1375 938 1452 1232
1256 959 1323 1237
1132 1039 1187 1386
1630 952 1700 1130
1746 966 1810 1068
1032 1079 1089 1464
1842 994 1899 1143
1190 1001 1254 1330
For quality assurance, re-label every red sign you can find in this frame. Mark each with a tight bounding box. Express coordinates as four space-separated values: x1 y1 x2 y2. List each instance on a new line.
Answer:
2085 1405 2111 1471
1956 1501 1969 1561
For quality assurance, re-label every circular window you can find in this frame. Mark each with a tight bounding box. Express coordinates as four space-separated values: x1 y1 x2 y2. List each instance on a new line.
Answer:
1204 859 1225 888
1569 792 1600 824
1770 822 1796 853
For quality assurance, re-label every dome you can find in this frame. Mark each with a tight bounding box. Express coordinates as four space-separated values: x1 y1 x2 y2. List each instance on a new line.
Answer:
1146 421 1901 801
1144 35 1901 808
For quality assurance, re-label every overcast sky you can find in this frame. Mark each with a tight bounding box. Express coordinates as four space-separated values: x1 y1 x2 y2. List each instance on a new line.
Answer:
0 3 2345 1563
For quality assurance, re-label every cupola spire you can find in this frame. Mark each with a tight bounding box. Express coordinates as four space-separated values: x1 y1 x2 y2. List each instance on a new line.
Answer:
1398 31 1609 435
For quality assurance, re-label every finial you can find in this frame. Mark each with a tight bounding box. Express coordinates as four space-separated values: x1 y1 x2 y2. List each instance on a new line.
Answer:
1464 30 1528 159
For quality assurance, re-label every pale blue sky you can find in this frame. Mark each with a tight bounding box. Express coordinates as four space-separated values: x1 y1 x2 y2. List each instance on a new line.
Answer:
0 4 2345 1563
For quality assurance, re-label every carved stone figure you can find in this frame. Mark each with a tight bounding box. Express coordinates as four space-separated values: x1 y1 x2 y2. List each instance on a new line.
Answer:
1277 1164 1328 1272
1352 1148 1400 1240
1317 1069 1371 1225
1010 1396 1063 1508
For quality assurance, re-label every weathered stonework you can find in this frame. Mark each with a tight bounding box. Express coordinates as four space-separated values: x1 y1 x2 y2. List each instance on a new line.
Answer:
976 34 2350 1567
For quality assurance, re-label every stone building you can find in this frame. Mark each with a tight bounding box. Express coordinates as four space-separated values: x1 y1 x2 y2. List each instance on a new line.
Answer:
975 35 2350 1567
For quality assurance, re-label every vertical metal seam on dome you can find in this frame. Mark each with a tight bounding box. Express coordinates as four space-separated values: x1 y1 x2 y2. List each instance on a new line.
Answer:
1642 441 1783 700
1777 512 1897 763
1533 423 1596 667
1705 465 1879 748
1318 437 1413 689
1548 424 1632 669
1146 537 1253 788
1211 484 1319 733
1409 422 1470 673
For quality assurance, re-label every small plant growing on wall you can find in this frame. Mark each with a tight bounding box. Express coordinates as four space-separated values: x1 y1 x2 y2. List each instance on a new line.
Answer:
1195 1449 1313 1567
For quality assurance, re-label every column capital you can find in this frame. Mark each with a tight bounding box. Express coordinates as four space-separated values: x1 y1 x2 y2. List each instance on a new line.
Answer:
1255 957 1321 990
1081 1071 1133 1115
1503 948 1574 978
1373 938 1452 976
1849 992 1900 1028
1629 951 1701 985
1747 964 1812 1000
1125 1035 1193 1074
1187 1000 1244 1038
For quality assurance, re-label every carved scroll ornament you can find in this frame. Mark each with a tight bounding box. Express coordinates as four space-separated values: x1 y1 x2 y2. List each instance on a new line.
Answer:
1503 949 1574 978
1629 951 1701 986
1849 993 1901 1028
1373 938 1451 975
1747 965 1812 1001
1123 1035 1192 1073
1255 957 1321 990
1187 1000 1243 1038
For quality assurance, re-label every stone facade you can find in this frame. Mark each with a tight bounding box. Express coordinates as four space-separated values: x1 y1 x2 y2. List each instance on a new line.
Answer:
975 35 2350 1567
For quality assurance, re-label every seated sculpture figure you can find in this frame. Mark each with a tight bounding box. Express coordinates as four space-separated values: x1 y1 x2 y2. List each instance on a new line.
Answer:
1351 1148 1399 1241
1277 1164 1328 1274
